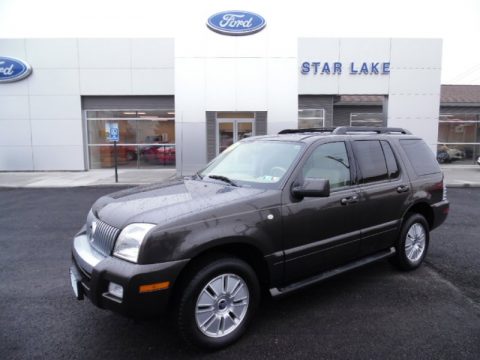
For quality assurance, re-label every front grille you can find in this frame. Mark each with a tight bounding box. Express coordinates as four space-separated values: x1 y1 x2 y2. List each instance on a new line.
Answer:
90 220 120 256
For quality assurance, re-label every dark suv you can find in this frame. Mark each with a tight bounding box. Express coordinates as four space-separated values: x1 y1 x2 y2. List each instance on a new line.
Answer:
70 127 449 349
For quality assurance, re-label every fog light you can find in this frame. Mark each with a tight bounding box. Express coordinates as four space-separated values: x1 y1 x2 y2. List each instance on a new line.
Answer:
108 282 124 299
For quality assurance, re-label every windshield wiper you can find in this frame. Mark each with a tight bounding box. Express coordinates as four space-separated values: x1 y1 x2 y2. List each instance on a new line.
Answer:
195 171 204 180
207 174 239 187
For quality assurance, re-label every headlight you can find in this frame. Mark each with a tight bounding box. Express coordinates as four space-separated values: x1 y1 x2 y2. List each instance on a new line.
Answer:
113 223 156 263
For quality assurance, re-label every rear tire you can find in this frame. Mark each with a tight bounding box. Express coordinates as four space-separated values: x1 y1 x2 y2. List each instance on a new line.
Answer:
174 256 260 350
391 213 430 271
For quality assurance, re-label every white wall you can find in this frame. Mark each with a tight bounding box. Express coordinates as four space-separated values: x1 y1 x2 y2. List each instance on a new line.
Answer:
298 38 442 149
0 38 174 171
175 6 298 175
388 39 442 148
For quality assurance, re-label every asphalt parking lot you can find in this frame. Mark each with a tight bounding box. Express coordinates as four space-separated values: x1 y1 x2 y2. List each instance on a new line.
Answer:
0 187 479 359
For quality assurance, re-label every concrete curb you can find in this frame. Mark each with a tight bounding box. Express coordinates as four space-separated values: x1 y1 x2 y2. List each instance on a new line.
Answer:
446 183 480 188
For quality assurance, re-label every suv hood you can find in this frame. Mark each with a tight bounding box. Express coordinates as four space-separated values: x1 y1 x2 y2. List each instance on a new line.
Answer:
92 179 274 229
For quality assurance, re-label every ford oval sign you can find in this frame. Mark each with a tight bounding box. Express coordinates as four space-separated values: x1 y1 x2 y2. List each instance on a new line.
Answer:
0 57 32 83
207 10 266 36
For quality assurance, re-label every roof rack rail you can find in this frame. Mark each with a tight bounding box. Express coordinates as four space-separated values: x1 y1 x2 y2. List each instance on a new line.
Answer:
277 127 412 135
332 126 411 135
278 128 336 134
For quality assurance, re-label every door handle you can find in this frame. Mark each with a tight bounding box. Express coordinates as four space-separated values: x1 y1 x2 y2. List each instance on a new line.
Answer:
341 195 359 205
396 185 410 193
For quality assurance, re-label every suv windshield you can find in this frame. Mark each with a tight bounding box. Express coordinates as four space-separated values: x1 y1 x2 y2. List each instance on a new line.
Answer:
199 140 304 188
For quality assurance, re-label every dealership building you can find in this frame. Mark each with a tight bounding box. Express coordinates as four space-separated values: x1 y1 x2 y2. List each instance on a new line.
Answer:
1 11 479 174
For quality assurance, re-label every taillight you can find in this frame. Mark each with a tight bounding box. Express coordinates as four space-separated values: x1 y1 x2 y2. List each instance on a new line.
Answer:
433 179 447 201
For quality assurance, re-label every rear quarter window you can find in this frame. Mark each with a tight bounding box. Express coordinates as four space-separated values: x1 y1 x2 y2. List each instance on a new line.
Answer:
400 139 441 176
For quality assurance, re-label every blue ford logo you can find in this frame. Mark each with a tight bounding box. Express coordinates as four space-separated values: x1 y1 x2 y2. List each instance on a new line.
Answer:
0 57 32 83
207 10 266 36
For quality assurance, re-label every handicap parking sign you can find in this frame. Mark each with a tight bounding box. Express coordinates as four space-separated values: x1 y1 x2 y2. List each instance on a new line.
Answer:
106 123 119 142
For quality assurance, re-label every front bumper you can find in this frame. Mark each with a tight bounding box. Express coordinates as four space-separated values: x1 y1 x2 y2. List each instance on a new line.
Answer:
71 228 189 317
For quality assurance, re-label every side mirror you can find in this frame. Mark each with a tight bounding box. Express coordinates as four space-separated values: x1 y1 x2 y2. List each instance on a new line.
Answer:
292 179 330 198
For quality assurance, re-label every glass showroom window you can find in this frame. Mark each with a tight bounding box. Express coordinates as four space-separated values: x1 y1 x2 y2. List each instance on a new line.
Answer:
298 109 325 128
350 113 383 127
86 110 175 169
437 113 480 164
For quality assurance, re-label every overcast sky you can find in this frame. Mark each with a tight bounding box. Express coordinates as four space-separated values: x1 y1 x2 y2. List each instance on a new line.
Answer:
0 0 479 84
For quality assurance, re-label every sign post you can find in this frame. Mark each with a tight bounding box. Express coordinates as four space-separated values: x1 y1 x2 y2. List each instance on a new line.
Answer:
106 123 120 183
113 140 118 183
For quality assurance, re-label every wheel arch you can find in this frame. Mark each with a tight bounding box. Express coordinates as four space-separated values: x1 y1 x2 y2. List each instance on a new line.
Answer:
169 239 271 306
402 201 434 229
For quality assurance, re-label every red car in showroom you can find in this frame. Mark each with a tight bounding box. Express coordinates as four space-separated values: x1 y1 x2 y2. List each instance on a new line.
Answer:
140 144 176 165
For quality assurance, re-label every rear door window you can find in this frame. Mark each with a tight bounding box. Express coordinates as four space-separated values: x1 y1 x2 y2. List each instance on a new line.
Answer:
353 140 388 184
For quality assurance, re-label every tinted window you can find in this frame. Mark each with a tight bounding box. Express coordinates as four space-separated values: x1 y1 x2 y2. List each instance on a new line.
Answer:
400 139 441 176
353 140 388 183
302 142 352 189
381 141 400 179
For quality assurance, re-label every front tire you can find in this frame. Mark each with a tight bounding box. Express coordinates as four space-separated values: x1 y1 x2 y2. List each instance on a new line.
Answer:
175 257 260 350
391 213 430 271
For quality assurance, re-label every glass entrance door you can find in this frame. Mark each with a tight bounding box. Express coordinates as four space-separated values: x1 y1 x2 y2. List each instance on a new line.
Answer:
218 122 234 154
217 119 254 155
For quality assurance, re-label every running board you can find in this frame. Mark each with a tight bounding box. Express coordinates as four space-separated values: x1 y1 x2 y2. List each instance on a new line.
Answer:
270 247 396 298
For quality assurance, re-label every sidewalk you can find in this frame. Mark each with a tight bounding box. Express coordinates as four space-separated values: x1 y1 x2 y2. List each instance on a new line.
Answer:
0 169 177 188
0 165 478 188
440 165 480 188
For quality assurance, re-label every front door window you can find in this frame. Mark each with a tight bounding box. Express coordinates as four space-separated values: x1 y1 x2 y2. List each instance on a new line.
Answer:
302 142 352 189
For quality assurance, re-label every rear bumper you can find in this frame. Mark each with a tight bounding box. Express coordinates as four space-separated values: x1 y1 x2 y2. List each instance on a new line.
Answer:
431 200 449 230
71 229 189 317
